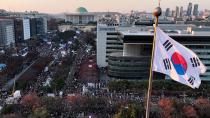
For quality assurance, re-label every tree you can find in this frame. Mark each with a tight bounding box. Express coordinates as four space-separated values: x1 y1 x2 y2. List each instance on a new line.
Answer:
158 98 175 118
113 103 143 118
20 93 41 108
182 105 198 118
41 97 71 117
2 113 22 118
194 97 210 118
28 107 49 118
50 77 65 91
1 104 20 115
66 95 113 117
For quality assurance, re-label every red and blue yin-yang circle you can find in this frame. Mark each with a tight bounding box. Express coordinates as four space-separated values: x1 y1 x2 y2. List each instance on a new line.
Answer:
171 52 188 75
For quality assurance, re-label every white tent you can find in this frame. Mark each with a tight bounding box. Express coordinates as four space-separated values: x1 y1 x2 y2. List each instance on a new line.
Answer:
13 90 21 99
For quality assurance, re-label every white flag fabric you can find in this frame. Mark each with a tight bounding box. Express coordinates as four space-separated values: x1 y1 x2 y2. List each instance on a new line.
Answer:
153 27 206 89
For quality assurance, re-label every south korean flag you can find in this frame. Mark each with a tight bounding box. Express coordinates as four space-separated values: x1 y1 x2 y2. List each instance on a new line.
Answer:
153 27 207 89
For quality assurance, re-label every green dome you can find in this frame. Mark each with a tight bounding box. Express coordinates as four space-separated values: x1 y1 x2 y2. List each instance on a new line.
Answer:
76 7 88 13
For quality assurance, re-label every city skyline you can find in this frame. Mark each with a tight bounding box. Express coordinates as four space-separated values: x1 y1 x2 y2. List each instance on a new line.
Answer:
0 0 209 13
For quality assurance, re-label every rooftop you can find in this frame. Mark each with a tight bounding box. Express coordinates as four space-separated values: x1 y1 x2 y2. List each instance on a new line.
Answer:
120 25 210 37
76 7 88 13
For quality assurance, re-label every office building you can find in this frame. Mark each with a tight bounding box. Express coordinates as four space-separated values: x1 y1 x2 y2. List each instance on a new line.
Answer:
35 18 47 35
0 19 15 46
30 18 37 37
14 19 24 43
29 18 47 37
23 19 31 40
43 18 47 33
8 11 47 18
97 20 155 67
97 22 121 67
180 7 184 18
187 2 193 16
105 25 210 81
14 18 31 43
165 8 170 17
193 4 199 16
172 10 176 18
175 6 179 18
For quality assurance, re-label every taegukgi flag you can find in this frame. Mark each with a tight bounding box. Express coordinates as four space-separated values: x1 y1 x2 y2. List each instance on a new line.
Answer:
153 27 207 89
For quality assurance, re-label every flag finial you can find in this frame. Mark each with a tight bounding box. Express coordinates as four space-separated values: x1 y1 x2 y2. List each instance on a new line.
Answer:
153 7 162 18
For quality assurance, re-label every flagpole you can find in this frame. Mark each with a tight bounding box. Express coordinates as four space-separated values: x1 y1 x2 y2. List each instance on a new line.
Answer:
145 7 162 118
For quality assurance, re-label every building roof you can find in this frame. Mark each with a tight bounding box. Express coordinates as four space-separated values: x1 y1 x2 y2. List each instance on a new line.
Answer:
120 31 210 44
76 7 88 13
120 25 210 37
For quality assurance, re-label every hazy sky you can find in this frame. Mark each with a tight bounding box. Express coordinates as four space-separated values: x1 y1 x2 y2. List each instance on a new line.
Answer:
0 0 209 13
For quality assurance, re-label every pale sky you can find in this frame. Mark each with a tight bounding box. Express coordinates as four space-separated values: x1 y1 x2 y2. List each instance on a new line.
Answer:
0 0 209 13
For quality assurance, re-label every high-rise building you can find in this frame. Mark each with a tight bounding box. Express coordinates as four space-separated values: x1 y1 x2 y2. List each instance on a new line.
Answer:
175 6 180 18
29 18 47 37
23 19 31 40
30 18 37 38
36 18 45 35
14 18 31 42
97 22 121 67
165 8 170 17
172 10 176 17
0 19 15 46
193 4 199 16
14 19 24 43
187 2 193 16
35 17 47 34
180 6 184 18
43 18 47 33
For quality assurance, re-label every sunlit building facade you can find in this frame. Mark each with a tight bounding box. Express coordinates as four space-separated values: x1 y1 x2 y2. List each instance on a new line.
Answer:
97 22 210 80
0 19 15 46
108 25 210 81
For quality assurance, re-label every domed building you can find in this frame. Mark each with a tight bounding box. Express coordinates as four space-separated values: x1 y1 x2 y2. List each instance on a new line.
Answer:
76 7 88 13
65 7 95 24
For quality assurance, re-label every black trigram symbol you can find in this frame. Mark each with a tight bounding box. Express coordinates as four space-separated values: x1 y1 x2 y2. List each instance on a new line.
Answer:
163 40 173 51
190 57 200 67
188 76 195 85
163 58 171 70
